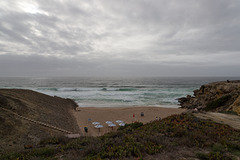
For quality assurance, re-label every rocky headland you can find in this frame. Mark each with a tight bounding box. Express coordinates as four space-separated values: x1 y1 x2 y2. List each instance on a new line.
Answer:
178 80 240 115
0 89 79 153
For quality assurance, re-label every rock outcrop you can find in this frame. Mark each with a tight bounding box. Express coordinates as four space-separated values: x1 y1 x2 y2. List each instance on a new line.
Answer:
178 80 240 115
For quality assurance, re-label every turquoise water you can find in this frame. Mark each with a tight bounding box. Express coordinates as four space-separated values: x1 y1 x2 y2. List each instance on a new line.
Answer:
0 77 239 107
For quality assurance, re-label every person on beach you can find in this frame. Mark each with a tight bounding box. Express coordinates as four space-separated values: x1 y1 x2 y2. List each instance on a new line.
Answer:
88 118 92 123
132 113 135 122
84 126 88 133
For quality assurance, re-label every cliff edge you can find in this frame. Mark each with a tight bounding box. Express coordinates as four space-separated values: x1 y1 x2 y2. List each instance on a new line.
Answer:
178 80 240 115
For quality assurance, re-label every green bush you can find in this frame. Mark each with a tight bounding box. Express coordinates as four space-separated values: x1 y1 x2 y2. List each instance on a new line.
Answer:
204 95 232 111
28 147 55 158
225 141 240 156
63 137 94 150
40 137 60 145
220 110 238 115
0 147 55 160
196 152 208 160
208 151 233 160
0 152 25 160
118 122 143 131
212 143 225 152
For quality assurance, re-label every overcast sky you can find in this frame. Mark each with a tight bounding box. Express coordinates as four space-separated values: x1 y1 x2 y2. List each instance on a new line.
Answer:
0 0 240 77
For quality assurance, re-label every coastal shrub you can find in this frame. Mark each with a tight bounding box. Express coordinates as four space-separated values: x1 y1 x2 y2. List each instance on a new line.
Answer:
2 113 240 159
144 142 163 155
220 110 238 115
227 142 240 151
231 150 240 157
212 143 226 152
140 113 239 147
196 152 208 160
225 141 240 157
64 137 95 150
204 95 232 111
82 139 103 156
118 122 143 131
208 152 233 160
196 151 234 160
40 136 61 145
27 147 55 158
0 147 56 160
0 152 25 160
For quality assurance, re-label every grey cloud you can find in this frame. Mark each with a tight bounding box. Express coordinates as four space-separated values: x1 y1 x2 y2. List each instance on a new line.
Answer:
0 7 92 56
0 54 97 76
0 0 240 77
0 54 239 77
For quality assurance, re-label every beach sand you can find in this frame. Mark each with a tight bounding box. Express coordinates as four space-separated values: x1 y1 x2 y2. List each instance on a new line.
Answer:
71 106 186 137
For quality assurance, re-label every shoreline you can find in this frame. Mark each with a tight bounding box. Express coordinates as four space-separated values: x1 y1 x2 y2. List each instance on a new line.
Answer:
75 104 180 108
71 106 186 137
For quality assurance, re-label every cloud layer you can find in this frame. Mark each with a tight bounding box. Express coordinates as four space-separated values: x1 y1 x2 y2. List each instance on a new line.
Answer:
0 0 240 76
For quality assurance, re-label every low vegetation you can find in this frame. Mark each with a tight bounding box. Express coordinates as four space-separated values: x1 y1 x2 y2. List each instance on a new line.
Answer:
204 95 232 111
1 113 240 160
220 110 238 115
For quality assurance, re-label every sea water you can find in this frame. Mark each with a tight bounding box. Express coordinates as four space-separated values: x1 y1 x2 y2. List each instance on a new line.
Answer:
0 77 239 108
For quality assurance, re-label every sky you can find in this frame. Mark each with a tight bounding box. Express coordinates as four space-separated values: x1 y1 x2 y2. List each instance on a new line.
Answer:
0 0 240 77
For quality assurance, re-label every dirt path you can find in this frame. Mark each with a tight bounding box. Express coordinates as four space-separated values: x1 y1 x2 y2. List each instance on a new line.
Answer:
194 112 240 130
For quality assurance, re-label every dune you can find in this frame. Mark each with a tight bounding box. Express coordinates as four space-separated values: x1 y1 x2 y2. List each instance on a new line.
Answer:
0 89 79 152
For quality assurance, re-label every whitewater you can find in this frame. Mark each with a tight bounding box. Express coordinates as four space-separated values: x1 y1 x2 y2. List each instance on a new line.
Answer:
0 77 239 108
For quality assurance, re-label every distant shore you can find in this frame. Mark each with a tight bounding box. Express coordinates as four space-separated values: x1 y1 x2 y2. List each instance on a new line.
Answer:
71 106 186 137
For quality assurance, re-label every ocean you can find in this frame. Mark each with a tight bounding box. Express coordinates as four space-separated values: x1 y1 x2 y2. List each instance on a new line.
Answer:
0 77 239 108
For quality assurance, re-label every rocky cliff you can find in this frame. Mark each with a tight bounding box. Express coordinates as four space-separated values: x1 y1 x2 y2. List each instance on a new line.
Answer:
178 80 240 115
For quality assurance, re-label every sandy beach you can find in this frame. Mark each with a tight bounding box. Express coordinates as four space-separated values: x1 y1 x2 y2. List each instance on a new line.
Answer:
72 106 186 136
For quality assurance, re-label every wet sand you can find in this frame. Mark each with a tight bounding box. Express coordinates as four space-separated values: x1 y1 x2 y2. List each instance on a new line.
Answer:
71 106 186 136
